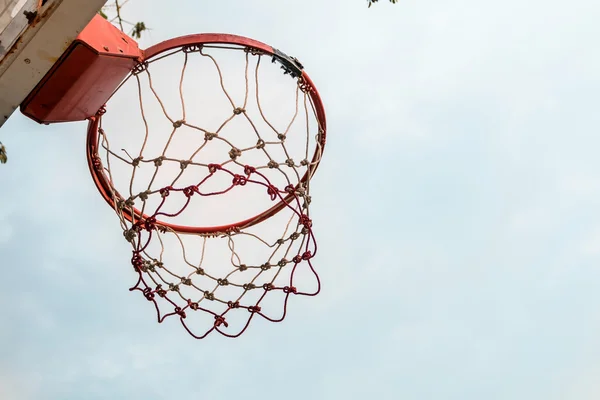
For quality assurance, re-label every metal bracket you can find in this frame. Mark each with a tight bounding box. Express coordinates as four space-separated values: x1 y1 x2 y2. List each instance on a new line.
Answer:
271 48 303 79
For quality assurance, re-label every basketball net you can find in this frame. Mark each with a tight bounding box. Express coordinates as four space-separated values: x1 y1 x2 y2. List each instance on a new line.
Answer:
87 40 326 338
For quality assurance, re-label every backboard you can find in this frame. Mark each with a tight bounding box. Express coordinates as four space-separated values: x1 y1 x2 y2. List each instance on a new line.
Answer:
0 0 106 127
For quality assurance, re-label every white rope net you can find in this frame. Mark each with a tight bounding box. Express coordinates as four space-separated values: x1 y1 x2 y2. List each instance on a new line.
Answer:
91 42 325 338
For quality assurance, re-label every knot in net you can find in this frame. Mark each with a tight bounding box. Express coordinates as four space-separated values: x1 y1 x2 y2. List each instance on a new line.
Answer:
87 36 326 339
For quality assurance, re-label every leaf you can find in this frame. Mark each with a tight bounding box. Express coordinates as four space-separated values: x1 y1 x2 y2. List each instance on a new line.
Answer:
0 143 7 164
98 9 108 19
130 22 147 39
368 0 398 7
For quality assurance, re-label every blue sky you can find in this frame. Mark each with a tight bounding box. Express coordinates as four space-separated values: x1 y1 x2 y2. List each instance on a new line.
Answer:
2 0 600 398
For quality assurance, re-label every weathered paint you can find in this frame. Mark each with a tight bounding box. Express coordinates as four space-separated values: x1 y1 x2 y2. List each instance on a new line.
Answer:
0 0 106 127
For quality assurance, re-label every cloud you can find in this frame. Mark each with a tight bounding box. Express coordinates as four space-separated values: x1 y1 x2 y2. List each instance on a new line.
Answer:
3 0 600 399
0 370 32 400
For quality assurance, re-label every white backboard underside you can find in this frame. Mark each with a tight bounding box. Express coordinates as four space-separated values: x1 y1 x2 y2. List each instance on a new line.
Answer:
0 0 106 128
1 0 38 59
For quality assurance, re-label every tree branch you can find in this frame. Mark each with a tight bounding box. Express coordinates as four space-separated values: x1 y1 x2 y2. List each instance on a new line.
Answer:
368 0 399 7
101 0 148 39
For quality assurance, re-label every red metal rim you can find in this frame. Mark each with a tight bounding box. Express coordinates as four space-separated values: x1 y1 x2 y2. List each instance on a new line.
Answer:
87 33 327 235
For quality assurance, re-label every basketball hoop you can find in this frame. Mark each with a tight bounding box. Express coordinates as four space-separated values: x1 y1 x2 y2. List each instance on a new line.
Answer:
88 34 326 235
21 17 327 339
